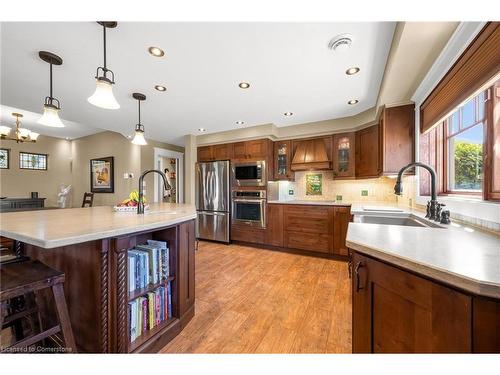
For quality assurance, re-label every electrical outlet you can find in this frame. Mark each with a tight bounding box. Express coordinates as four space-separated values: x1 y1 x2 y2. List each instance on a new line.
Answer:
361 189 369 196
336 195 343 201
288 189 294 195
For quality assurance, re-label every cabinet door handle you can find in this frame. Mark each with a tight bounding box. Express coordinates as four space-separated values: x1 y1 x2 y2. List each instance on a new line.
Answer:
354 261 364 292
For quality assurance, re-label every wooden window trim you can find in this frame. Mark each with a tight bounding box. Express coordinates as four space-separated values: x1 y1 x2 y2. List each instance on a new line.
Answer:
483 84 500 200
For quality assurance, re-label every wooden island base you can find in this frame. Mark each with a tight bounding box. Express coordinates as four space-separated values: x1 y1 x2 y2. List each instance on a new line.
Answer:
22 219 196 353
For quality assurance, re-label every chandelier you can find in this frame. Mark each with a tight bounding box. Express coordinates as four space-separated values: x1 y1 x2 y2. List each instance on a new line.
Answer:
0 113 39 143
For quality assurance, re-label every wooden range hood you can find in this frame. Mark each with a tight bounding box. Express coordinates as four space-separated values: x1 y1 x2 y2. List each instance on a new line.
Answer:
291 137 332 171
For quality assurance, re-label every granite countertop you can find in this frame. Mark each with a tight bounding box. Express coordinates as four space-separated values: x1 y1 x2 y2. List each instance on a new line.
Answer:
0 203 197 249
267 200 351 206
347 206 500 299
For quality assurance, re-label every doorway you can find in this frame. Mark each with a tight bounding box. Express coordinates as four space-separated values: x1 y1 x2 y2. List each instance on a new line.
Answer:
154 147 184 203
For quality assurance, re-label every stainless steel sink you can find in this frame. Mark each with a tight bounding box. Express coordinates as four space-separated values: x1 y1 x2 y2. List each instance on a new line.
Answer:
355 214 444 228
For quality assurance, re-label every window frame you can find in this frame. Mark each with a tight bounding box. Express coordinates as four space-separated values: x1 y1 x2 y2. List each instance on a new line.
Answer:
442 91 486 196
0 148 10 169
19 151 48 171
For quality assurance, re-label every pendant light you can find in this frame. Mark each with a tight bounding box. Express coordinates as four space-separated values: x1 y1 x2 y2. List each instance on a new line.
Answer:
131 93 147 146
1 113 39 143
88 21 120 109
37 51 65 127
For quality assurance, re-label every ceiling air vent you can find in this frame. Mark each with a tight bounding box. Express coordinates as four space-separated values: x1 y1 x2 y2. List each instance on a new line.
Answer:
328 34 353 52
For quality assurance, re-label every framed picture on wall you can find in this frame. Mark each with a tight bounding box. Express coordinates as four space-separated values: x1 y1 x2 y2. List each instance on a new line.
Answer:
0 148 9 169
90 156 114 193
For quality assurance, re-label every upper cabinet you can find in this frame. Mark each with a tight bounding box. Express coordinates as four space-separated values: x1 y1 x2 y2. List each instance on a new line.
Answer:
291 136 332 171
379 104 415 175
332 132 356 179
355 124 381 178
273 140 294 180
197 143 233 162
233 139 271 160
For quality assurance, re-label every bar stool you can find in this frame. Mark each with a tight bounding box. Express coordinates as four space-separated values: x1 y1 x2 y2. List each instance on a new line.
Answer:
0 260 77 353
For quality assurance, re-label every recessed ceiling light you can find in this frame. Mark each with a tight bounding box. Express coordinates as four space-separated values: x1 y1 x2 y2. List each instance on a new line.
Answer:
198 128 206 132
148 46 165 57
154 85 166 92
348 99 359 105
65 137 70 140
238 82 250 89
284 112 293 116
346 67 360 75
236 121 245 125
126 135 132 139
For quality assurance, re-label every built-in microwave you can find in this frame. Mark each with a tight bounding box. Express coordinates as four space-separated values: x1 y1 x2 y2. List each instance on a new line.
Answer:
232 160 266 187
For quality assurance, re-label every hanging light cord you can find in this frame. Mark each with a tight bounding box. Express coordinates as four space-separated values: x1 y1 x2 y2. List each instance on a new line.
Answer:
138 99 141 124
103 24 107 70
49 60 53 100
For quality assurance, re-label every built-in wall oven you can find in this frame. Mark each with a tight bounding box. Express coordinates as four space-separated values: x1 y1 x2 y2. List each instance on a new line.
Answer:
231 190 266 228
232 161 266 187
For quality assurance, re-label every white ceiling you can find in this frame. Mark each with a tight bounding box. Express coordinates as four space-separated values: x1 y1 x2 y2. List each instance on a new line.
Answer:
1 22 396 145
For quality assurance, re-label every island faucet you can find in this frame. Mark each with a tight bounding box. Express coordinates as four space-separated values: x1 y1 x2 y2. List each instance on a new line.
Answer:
394 162 444 221
138 169 171 214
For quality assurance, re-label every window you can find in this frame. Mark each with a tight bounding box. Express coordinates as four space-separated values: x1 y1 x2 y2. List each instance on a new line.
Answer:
445 90 486 194
0 148 9 169
19 152 47 170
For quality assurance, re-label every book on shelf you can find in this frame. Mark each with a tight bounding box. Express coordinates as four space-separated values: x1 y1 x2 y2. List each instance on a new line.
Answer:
129 283 173 343
128 240 170 295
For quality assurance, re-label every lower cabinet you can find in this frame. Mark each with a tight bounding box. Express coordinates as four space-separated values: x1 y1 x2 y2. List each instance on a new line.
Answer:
231 225 266 245
351 251 500 353
263 204 351 256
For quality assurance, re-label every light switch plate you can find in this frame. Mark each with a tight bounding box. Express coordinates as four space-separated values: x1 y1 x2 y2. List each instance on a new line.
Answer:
336 195 343 201
288 189 294 195
361 189 369 196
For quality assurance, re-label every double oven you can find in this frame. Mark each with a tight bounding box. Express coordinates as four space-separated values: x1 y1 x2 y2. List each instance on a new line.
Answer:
231 161 267 229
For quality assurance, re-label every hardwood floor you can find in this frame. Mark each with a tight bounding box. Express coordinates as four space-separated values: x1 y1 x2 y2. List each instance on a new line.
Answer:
161 241 352 353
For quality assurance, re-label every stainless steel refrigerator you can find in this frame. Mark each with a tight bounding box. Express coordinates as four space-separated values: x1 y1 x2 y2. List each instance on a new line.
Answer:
195 160 230 243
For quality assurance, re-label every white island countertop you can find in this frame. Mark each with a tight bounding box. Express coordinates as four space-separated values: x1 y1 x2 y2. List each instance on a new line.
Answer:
0 203 197 249
347 207 500 299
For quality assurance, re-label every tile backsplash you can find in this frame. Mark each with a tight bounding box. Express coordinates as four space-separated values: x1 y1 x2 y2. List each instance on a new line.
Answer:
268 171 414 203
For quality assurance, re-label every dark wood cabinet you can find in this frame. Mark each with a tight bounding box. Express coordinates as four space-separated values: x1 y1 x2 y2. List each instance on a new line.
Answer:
379 104 415 175
213 143 233 160
355 124 380 178
472 296 500 353
283 205 334 255
197 145 214 162
232 139 270 160
231 225 266 244
332 132 356 179
352 252 473 353
266 204 284 247
178 220 195 318
197 144 232 162
272 140 294 180
333 207 351 256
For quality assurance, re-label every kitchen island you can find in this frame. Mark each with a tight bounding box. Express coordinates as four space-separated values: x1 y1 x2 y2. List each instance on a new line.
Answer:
346 207 500 353
0 203 197 353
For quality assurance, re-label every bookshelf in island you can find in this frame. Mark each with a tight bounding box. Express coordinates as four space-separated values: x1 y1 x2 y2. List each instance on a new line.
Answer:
0 204 196 353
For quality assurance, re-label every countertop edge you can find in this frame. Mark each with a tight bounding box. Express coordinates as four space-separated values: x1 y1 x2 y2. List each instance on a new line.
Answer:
267 200 351 206
346 239 500 299
1 213 197 249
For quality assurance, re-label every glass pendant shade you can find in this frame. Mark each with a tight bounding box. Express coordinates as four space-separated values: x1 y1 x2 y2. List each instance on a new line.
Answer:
88 79 120 109
38 105 65 127
18 128 31 138
131 129 147 145
29 132 40 141
0 126 11 136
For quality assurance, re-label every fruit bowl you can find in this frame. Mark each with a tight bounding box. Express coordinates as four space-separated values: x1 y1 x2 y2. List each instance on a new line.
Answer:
113 204 149 213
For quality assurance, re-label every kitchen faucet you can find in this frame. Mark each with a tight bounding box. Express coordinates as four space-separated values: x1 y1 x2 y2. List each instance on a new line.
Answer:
394 162 449 223
138 169 171 214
